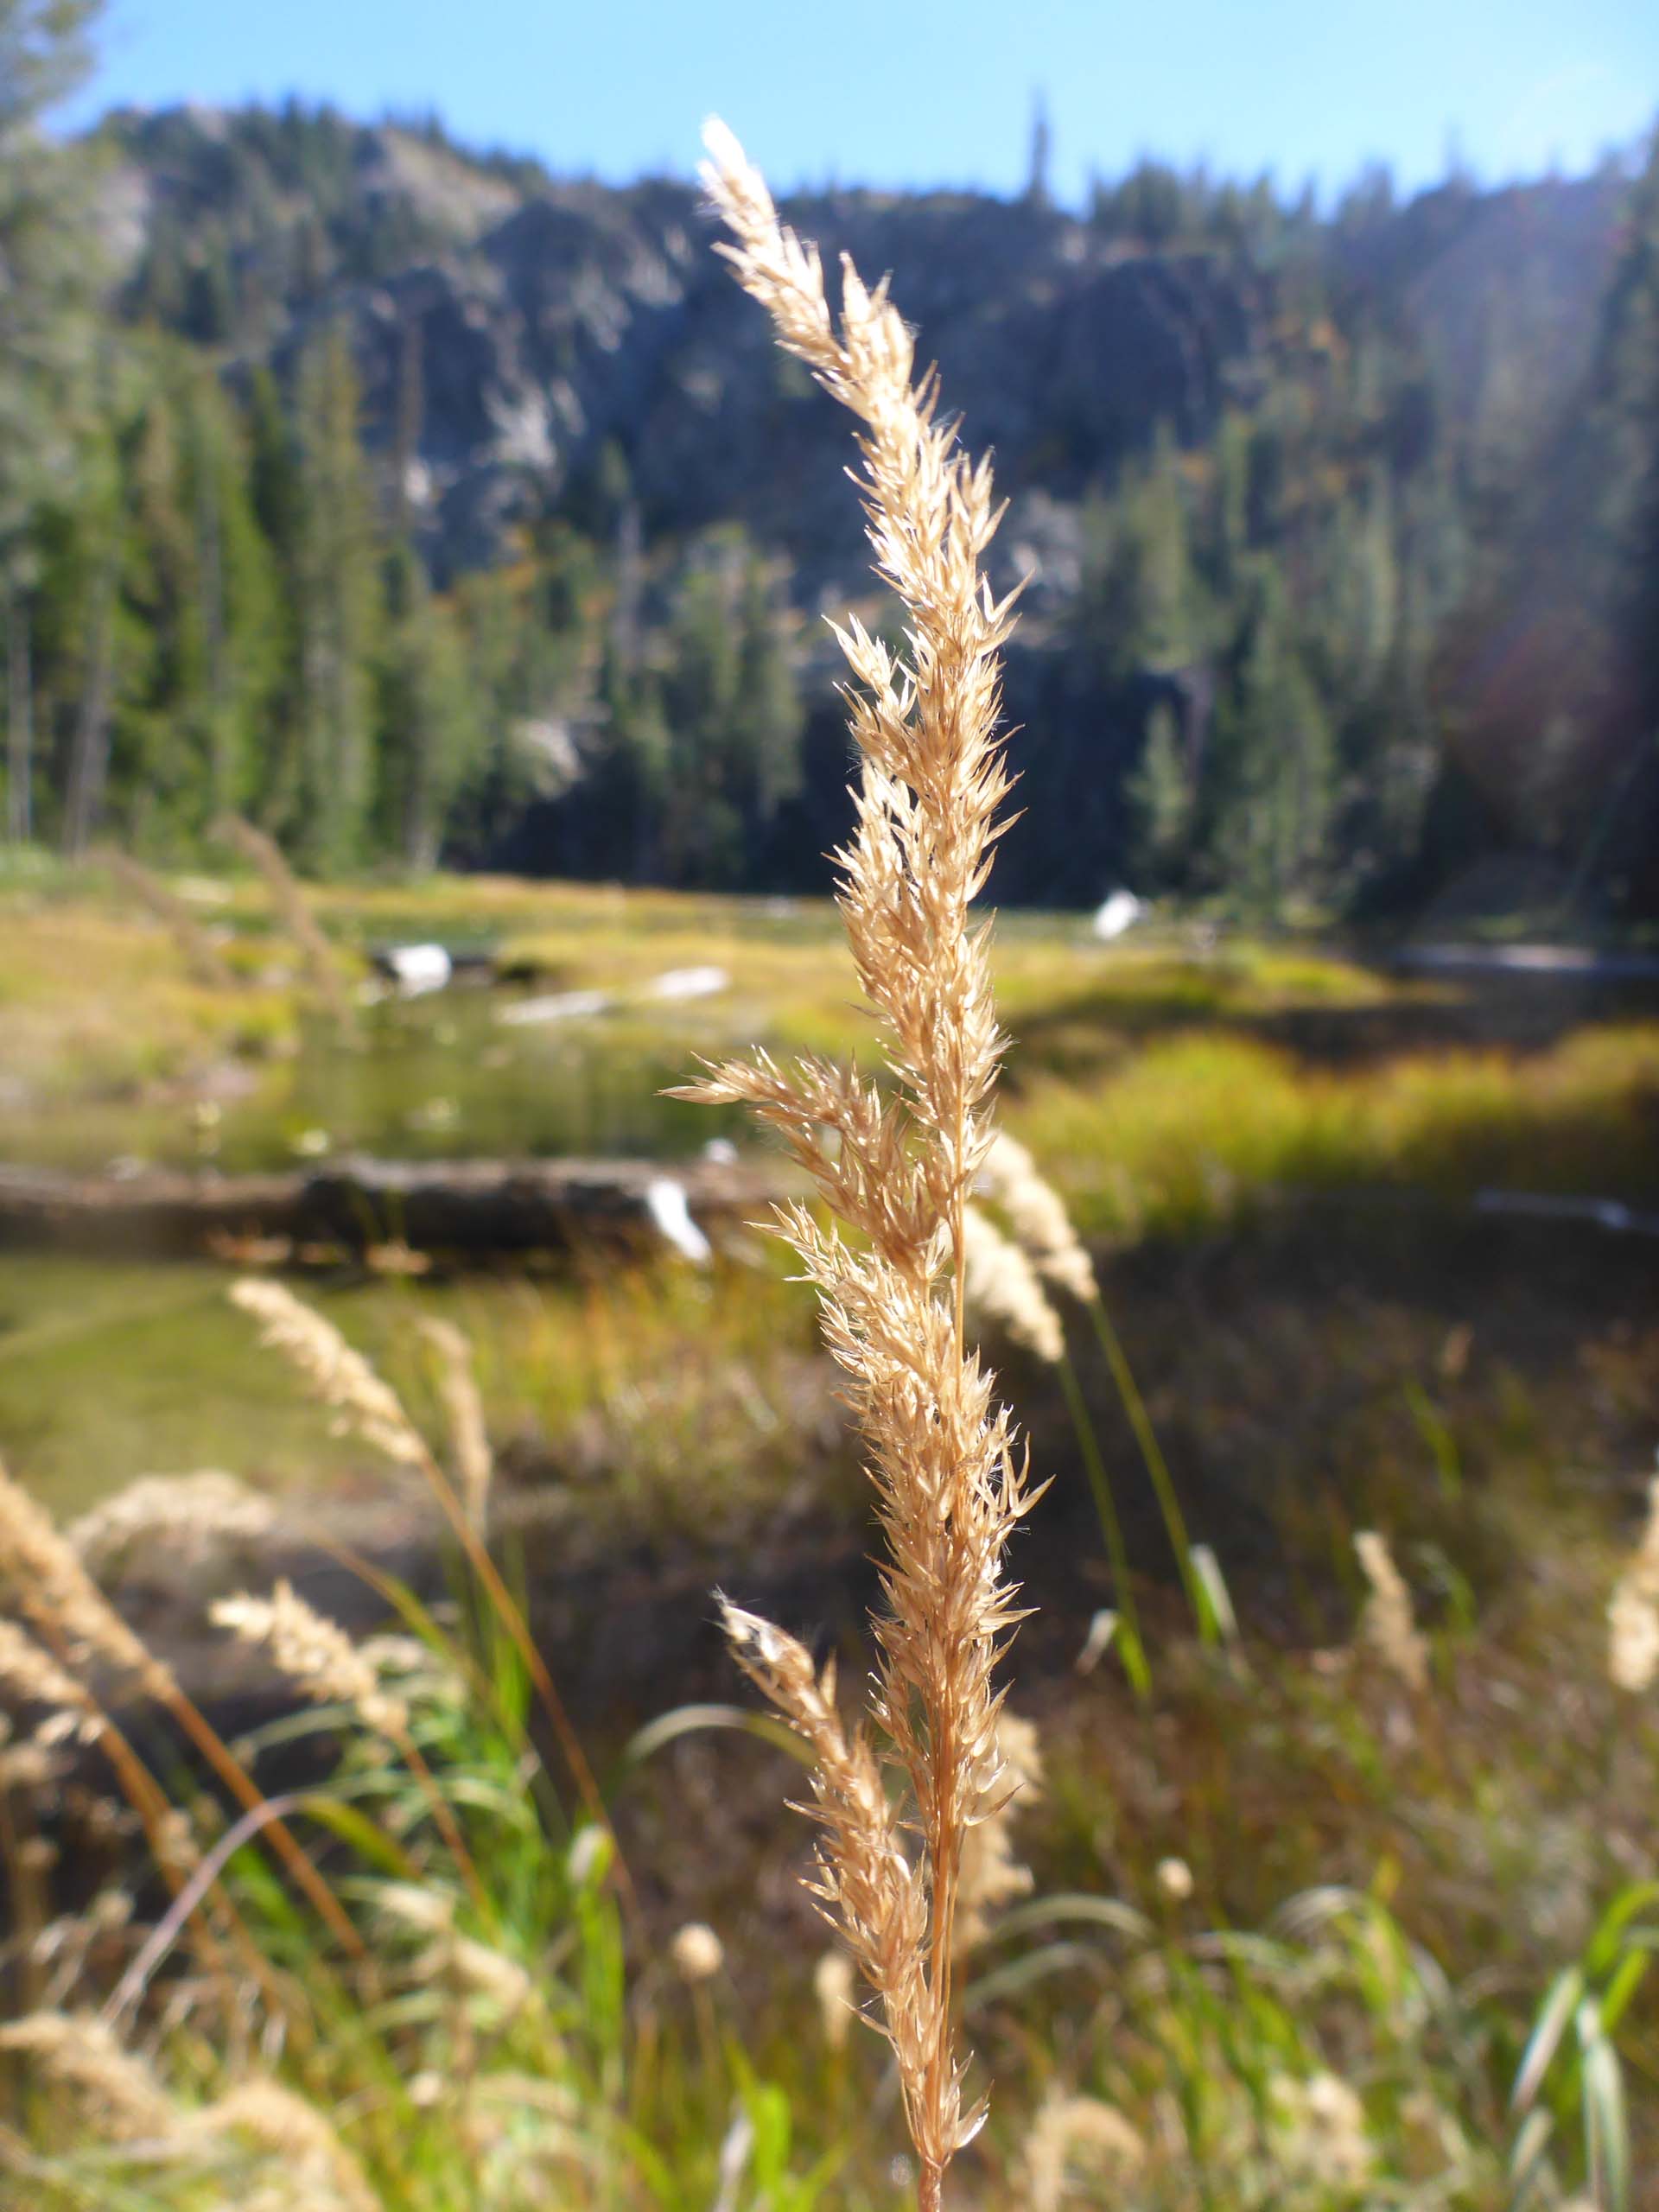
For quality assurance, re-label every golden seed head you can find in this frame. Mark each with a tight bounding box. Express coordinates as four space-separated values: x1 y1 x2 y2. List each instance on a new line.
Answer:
961 1205 1066 1364
0 1619 102 1741
1019 2093 1146 2211
0 2012 175 2144
958 1707 1045 1950
69 1471 276 1578
670 1921 726 1985
1155 1854 1194 1902
194 2080 380 2212
229 1280 425 1468
814 1946 858 2050
1353 1530 1429 1695
212 1580 407 1737
1609 1476 1659 1693
981 1131 1097 1304
1269 2070 1374 2185
698 118 1037 2186
418 1317 493 1535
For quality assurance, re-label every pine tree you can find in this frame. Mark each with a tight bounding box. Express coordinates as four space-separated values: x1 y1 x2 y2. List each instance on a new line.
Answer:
732 550 804 836
291 320 382 871
377 541 481 869
1126 696 1192 888
1208 563 1336 912
0 0 103 842
1085 430 1208 676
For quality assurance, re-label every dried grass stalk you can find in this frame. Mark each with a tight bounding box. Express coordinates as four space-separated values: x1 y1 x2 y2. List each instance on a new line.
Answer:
685 121 1041 2208
956 1709 1043 1950
0 1619 106 1743
0 1457 174 1698
0 1452 362 1964
980 1132 1097 1305
99 847 237 990
214 813 353 1024
194 2082 381 2212
0 2012 175 2144
69 1471 276 1578
419 1318 494 1537
227 1282 625 1905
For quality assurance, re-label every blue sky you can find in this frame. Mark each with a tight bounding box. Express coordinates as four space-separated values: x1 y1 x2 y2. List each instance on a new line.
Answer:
66 0 1659 205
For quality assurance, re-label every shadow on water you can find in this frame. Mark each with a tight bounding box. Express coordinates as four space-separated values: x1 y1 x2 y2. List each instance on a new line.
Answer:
1007 962 1659 1084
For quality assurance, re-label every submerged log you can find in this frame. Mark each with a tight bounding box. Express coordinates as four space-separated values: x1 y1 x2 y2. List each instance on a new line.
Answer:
0 1155 785 1264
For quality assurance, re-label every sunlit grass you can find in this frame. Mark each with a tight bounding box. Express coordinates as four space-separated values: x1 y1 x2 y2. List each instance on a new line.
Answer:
1014 1021 1659 1241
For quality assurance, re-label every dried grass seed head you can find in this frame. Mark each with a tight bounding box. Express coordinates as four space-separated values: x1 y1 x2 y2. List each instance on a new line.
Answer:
670 1922 726 1985
195 2081 380 2212
1609 1473 1659 1694
69 1471 276 1579
696 121 1036 2196
961 1205 1065 1365
957 1707 1045 1949
1018 2093 1146 2211
230 1280 424 1468
0 2012 175 2144
981 1130 1097 1304
0 1619 104 1742
212 1580 407 1737
1353 1530 1429 1695
418 1317 493 1532
0 1457 172 1698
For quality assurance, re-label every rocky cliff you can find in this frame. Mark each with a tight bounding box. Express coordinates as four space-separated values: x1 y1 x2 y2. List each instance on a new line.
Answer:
101 106 1630 607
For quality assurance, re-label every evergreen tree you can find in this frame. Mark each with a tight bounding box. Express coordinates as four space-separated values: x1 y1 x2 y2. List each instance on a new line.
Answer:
1207 563 1337 912
1126 696 1193 889
377 541 482 868
291 320 382 870
0 0 102 841
1077 429 1208 685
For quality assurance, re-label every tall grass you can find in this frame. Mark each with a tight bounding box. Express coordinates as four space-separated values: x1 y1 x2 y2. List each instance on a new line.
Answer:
680 120 1039 2208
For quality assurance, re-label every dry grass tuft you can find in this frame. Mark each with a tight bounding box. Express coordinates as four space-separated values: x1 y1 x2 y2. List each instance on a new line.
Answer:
68 1471 276 1578
980 1131 1097 1306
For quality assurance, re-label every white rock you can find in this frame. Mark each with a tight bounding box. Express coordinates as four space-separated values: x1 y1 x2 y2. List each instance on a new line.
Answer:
644 1177 712 1265
385 943 453 998
1091 889 1145 942
646 964 729 1001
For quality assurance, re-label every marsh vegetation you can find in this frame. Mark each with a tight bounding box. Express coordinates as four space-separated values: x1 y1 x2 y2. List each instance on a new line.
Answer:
2 833 1657 2206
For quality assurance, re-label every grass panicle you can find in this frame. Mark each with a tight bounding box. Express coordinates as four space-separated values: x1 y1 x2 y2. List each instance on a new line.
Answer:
684 118 1041 2208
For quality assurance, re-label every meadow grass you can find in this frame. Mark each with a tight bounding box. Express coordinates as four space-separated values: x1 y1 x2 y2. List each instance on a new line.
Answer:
3 1254 1656 2206
4 864 1657 1229
4 133 1659 2212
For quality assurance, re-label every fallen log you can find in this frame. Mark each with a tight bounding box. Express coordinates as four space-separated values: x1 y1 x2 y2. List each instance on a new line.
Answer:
0 1154 785 1264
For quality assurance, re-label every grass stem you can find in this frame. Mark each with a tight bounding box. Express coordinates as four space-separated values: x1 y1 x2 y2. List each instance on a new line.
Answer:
1057 1351 1151 1697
